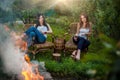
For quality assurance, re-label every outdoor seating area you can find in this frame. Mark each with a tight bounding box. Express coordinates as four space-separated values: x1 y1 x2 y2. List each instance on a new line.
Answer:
24 22 87 57
25 22 90 58
0 0 119 80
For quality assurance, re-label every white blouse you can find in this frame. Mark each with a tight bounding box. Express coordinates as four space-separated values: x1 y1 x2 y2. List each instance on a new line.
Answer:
37 25 47 38
78 27 90 39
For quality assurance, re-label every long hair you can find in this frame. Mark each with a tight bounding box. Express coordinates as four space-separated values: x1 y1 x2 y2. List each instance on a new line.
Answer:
35 14 49 30
79 13 90 28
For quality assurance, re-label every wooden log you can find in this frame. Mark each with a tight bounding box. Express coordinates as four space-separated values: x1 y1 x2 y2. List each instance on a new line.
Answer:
52 53 61 62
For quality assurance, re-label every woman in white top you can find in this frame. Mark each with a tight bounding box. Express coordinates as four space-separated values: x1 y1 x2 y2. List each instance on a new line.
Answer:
21 14 52 47
71 13 92 60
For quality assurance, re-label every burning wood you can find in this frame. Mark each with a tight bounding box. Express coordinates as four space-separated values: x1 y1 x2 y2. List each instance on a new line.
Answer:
22 54 44 80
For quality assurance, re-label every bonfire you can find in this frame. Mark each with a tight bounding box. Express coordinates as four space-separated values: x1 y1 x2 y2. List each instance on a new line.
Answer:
22 54 44 80
4 25 44 80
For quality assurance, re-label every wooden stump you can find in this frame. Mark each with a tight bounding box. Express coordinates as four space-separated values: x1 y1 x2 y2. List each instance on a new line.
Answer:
52 53 61 62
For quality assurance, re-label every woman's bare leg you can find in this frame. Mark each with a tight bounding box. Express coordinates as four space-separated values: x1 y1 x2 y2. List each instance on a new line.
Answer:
71 50 77 59
72 50 77 55
75 49 81 60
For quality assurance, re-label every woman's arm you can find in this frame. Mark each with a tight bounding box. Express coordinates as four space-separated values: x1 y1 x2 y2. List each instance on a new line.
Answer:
86 22 92 36
34 24 36 27
46 23 53 34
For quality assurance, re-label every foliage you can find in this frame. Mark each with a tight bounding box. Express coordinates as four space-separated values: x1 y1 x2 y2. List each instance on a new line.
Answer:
52 0 120 40
46 16 70 38
93 0 120 40
1 0 120 40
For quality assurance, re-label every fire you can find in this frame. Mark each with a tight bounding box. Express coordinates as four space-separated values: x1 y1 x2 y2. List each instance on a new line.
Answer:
22 54 44 80
24 54 30 63
22 70 31 80
4 25 44 80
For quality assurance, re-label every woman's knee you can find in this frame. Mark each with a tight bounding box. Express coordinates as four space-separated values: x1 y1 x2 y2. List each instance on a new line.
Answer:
30 32 36 37
30 26 34 28
38 37 46 43
78 38 85 45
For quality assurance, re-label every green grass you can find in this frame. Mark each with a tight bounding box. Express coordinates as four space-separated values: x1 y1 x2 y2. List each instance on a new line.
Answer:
33 49 113 78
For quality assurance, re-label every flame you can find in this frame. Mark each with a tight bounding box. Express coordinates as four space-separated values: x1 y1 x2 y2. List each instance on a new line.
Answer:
22 70 31 80
3 25 44 80
18 39 27 52
21 64 44 80
24 54 30 63
22 54 44 80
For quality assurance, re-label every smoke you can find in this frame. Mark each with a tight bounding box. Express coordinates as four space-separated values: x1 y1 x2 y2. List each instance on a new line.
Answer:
0 0 52 23
0 0 46 76
0 0 55 78
0 0 33 23
0 0 15 11
0 0 16 23
0 24 25 75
